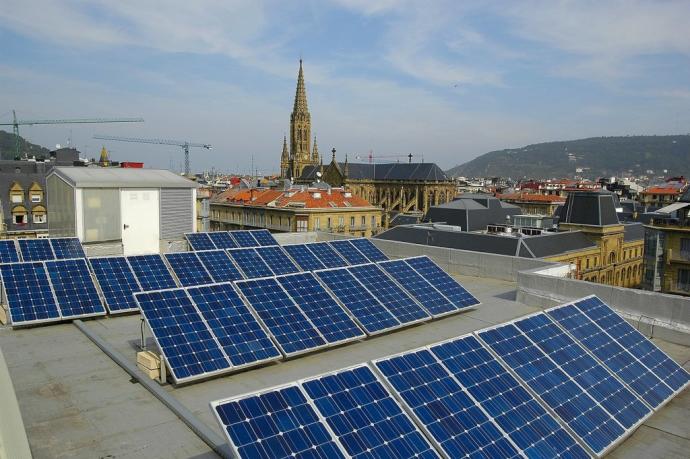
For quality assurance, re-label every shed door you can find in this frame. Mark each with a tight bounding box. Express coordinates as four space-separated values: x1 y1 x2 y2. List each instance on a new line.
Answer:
121 189 160 255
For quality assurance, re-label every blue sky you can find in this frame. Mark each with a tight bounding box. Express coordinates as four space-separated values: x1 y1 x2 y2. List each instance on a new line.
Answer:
1 0 689 173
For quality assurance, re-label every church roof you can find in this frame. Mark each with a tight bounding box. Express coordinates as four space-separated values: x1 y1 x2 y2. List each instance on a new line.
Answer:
300 162 451 182
293 59 308 113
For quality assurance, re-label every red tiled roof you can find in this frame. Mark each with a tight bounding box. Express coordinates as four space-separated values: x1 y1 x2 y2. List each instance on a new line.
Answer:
641 186 684 195
497 192 566 203
213 187 376 209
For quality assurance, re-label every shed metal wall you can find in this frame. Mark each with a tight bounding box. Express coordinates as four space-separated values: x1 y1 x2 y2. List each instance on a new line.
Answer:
47 174 75 237
160 188 193 239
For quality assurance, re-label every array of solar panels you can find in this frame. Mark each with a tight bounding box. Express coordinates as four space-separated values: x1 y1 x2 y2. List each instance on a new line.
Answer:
185 229 279 250
0 237 86 263
212 296 690 459
135 254 479 383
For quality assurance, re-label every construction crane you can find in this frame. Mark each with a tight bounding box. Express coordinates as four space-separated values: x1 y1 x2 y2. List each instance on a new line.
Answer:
0 110 144 158
94 134 211 175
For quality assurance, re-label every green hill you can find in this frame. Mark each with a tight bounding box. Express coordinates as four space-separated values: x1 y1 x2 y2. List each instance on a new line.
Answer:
447 135 690 179
0 130 51 160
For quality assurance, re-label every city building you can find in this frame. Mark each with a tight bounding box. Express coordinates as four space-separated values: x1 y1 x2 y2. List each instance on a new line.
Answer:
196 184 211 232
639 180 687 208
210 185 382 236
47 167 197 255
642 189 690 296
495 191 565 216
424 194 520 231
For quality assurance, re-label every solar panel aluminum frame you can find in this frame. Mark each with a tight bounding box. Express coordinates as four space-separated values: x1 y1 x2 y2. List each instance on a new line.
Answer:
48 237 86 259
254 245 301 276
548 294 690 410
304 242 348 267
184 232 216 251
327 239 370 265
402 256 480 309
474 314 630 458
193 249 245 283
312 266 406 337
45 257 107 320
162 252 214 287
377 258 476 320
234 275 334 358
370 339 525 459
209 380 350 459
133 287 235 385
88 255 143 314
0 261 62 327
344 262 431 328
225 248 274 279
18 238 56 261
276 271 367 347
0 239 19 263
281 243 327 271
126 254 180 291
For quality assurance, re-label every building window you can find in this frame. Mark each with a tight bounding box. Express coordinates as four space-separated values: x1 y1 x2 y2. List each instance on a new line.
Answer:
350 216 355 227
681 238 690 260
678 269 690 292
314 218 320 230
12 205 28 225
297 220 307 232
371 216 376 228
586 258 590 269
327 217 332 229
609 252 616 264
338 216 344 228
361 216 366 226
11 193 22 204
33 213 46 224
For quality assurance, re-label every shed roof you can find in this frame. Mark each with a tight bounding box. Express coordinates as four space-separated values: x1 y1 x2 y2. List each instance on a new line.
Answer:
49 167 198 189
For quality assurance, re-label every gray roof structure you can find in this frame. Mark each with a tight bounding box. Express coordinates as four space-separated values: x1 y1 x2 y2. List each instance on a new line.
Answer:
48 167 198 189
623 222 645 242
424 194 521 232
559 191 620 226
300 162 450 182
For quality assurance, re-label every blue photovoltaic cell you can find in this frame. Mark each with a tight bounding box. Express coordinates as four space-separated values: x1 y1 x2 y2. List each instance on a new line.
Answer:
574 296 690 395
251 229 279 246
127 254 178 291
315 268 400 334
514 314 650 430
164 252 213 287
136 289 231 382
45 258 106 318
187 283 281 366
374 349 521 459
231 230 260 248
305 242 347 268
0 262 60 324
282 244 326 271
431 335 589 459
196 249 244 283
208 231 238 249
255 246 300 275
236 278 327 355
50 238 86 259
213 385 345 459
404 256 479 309
347 264 429 324
277 272 364 344
185 232 216 251
0 240 19 263
328 240 369 265
379 259 456 317
478 323 624 455
302 365 439 459
350 238 388 262
89 256 141 313
18 238 55 261
227 249 274 279
548 303 675 408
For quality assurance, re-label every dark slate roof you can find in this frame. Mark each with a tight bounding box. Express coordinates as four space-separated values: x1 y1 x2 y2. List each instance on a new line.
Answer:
375 224 597 258
559 192 620 226
300 162 450 182
623 222 645 241
424 195 521 231
389 213 422 227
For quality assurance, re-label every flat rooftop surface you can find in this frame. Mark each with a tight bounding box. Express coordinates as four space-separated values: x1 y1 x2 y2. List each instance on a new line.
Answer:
1 273 688 458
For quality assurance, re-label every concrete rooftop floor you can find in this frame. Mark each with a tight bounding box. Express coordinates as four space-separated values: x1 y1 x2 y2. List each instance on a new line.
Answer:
0 273 688 459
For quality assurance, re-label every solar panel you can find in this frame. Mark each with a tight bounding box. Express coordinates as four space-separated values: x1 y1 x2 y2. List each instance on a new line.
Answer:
89 256 142 313
374 348 521 458
227 249 274 279
573 296 690 397
185 232 216 251
315 268 401 334
282 244 326 271
513 313 651 431
347 264 429 324
276 272 365 344
254 246 300 275
49 237 86 259
0 262 60 325
250 229 279 246
548 302 676 408
0 240 19 263
349 238 388 262
430 335 590 459
235 277 328 356
404 256 479 309
195 249 244 283
230 230 260 248
212 384 346 459
378 259 457 317
301 365 439 459
328 240 369 265
18 238 55 261
127 254 178 291
164 252 213 287
186 283 281 367
478 322 625 456
207 231 238 249
44 258 106 319
135 288 231 383
304 242 347 268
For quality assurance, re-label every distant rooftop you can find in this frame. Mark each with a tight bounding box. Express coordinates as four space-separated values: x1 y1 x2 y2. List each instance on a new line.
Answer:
49 167 197 188
300 162 450 182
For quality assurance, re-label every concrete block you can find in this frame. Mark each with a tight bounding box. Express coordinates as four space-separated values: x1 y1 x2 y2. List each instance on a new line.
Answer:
136 351 161 380
0 306 7 325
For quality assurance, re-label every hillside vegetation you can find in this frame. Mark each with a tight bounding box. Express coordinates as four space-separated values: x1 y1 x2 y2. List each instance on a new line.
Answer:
0 130 51 160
